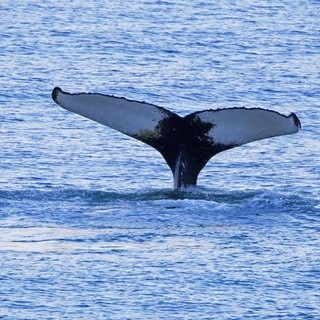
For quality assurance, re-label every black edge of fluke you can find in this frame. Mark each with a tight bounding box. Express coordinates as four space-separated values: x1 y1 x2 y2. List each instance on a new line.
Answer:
291 112 301 129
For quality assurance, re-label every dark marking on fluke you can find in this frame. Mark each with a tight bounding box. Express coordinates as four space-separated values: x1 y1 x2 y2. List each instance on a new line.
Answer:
52 87 301 190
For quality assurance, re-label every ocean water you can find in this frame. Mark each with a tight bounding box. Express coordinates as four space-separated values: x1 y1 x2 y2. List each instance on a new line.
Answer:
1 0 319 319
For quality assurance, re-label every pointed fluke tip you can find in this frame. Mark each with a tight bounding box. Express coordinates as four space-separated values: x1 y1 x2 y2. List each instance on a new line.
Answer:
290 112 301 129
52 87 62 102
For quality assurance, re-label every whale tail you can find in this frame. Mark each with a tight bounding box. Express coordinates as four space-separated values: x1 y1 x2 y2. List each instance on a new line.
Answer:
52 87 301 190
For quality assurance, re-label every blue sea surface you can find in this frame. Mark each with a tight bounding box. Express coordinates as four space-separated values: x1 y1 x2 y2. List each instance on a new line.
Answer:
1 0 319 319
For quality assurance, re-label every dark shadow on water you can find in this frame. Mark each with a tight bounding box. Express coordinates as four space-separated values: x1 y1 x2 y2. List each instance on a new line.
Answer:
133 187 261 204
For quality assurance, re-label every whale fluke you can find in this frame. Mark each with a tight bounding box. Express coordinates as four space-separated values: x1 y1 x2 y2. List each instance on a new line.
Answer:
52 87 301 190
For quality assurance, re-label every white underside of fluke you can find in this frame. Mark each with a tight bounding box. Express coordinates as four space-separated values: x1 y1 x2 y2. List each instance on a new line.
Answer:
193 108 300 146
53 88 172 138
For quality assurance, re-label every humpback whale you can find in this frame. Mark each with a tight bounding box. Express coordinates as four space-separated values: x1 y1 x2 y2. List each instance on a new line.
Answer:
52 87 301 190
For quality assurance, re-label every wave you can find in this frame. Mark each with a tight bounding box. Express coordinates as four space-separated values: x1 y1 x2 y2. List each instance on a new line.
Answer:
1 187 319 250
0 187 266 203
1 186 318 213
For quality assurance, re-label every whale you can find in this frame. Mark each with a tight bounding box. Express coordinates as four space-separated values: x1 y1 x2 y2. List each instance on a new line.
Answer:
52 87 301 190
